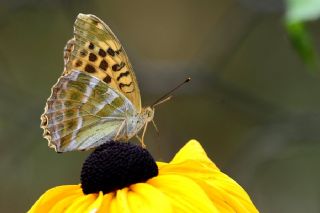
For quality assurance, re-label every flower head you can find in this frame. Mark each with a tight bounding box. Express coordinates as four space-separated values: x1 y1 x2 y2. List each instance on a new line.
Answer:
28 140 258 212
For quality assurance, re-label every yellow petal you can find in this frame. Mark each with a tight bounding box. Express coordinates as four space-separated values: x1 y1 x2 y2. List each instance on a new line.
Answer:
28 185 82 213
65 193 98 213
148 174 219 212
96 192 115 213
109 192 120 213
170 139 218 169
127 183 172 213
159 160 220 177
159 159 258 212
209 173 259 212
85 191 104 213
48 194 80 213
156 161 168 169
114 188 131 213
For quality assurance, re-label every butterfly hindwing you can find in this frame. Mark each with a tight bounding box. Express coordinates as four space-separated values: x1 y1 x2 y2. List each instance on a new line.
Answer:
41 71 135 152
63 13 142 112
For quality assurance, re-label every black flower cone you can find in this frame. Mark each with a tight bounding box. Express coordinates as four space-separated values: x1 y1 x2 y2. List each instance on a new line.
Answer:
81 141 159 194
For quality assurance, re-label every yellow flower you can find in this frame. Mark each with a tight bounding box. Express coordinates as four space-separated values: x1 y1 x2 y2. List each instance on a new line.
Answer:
28 140 259 212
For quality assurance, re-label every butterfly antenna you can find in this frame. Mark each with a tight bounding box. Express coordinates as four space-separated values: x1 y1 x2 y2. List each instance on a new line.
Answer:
151 77 191 108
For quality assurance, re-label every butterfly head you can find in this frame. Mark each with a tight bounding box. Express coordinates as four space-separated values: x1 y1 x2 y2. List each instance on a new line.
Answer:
142 106 155 122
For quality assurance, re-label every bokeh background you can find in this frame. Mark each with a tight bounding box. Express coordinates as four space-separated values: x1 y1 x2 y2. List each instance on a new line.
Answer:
1 0 320 212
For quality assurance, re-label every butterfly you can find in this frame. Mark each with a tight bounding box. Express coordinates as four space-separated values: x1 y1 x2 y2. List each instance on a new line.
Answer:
40 13 157 152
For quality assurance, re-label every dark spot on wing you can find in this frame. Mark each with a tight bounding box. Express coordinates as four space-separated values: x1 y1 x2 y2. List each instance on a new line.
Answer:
75 60 82 67
98 49 107 57
80 50 88 57
89 53 97 62
99 60 108 71
119 81 133 89
85 64 96 73
103 75 112 84
41 116 48 126
115 47 122 55
91 19 99 25
107 47 115 56
116 71 130 81
112 62 125 72
44 129 50 137
89 43 95 49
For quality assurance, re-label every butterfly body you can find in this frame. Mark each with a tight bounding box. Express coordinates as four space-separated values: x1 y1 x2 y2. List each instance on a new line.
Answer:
118 107 154 141
41 14 155 152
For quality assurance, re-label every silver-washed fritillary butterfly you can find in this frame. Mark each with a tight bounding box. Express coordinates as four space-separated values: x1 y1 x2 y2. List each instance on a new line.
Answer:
40 14 155 152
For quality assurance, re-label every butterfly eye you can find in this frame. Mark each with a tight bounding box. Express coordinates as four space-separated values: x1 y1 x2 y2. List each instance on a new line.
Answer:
146 109 154 117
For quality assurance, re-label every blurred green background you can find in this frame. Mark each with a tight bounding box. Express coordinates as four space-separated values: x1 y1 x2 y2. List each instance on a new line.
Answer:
1 0 320 212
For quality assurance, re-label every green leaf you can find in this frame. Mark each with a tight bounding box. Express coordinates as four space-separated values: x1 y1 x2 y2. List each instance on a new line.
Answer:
286 22 319 70
286 0 320 23
285 0 320 71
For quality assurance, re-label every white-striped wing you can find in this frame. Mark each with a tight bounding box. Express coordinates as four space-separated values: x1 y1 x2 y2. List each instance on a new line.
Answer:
41 70 136 152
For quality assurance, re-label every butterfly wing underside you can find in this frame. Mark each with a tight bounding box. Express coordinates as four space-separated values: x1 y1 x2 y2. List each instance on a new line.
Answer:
41 71 135 152
63 13 142 112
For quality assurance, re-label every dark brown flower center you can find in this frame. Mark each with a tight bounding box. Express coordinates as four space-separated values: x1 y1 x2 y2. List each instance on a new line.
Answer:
80 141 158 194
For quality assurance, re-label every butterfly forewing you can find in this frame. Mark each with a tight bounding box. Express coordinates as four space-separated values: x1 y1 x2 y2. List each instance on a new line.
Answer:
63 13 142 112
41 14 155 152
41 71 135 152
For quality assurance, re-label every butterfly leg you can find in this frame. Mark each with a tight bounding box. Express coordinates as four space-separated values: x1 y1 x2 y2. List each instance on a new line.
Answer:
135 135 145 148
136 134 146 148
140 122 149 148
114 120 126 141
151 119 160 136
